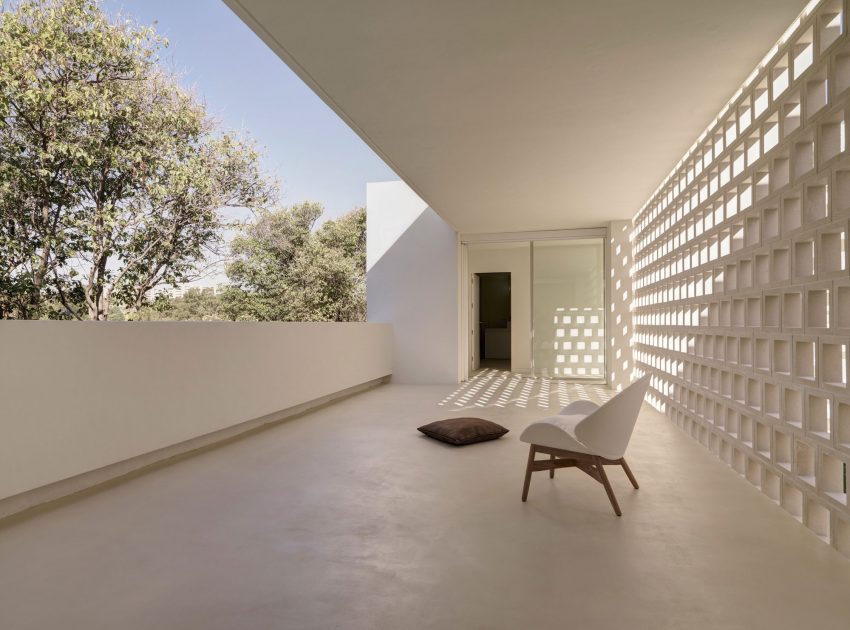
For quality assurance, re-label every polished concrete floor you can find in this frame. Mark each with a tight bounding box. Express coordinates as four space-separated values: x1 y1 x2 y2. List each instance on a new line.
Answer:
2 369 850 629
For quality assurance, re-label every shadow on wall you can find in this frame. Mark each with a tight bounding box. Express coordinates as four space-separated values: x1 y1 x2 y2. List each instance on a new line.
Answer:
367 207 458 384
439 368 612 411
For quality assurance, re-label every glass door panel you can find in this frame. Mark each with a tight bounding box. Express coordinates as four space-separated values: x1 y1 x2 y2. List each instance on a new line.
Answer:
532 238 605 379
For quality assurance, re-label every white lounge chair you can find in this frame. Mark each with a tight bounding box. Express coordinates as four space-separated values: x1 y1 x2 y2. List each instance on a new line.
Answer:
519 374 651 515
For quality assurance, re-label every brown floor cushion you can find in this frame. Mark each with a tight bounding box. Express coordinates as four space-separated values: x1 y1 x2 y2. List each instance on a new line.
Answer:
417 417 509 446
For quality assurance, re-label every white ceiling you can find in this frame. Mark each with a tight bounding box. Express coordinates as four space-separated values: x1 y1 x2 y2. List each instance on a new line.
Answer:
225 0 808 233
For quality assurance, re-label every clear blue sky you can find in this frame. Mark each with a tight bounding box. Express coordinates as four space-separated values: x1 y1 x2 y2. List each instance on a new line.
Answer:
101 0 397 222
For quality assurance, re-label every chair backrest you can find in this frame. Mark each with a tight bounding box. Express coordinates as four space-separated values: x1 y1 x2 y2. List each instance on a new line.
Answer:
574 374 651 460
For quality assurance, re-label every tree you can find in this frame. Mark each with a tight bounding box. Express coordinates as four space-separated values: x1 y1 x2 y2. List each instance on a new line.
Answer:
224 204 366 322
136 288 223 321
0 0 274 319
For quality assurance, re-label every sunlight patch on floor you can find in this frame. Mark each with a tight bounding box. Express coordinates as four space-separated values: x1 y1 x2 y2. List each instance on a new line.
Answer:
438 369 612 411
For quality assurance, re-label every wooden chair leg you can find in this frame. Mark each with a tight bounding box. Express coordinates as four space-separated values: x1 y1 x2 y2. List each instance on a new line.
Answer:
521 445 536 502
595 457 622 516
549 454 555 478
620 458 639 489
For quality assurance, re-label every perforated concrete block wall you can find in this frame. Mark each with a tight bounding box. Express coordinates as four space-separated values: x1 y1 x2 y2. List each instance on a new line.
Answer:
631 0 850 556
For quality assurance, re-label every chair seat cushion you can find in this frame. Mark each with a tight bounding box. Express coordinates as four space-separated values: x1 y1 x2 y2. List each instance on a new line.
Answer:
519 414 592 454
418 417 509 446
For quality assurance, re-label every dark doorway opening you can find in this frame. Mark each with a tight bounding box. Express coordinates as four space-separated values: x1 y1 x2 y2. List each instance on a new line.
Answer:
478 273 511 370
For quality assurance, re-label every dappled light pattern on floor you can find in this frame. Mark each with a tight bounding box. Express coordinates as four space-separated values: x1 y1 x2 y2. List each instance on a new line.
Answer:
438 369 612 411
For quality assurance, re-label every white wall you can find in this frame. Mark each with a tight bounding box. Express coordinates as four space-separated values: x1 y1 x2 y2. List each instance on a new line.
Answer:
367 181 459 383
467 244 532 373
631 2 850 556
0 322 392 501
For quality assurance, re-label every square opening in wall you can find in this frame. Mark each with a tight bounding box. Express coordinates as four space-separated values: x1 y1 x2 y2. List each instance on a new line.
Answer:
793 28 814 79
774 153 792 191
820 229 847 275
733 148 746 178
837 51 850 95
805 70 828 116
754 253 770 285
739 101 753 134
721 439 733 465
764 382 780 417
805 182 829 224
821 452 847 505
763 116 780 154
782 481 803 521
784 386 804 428
793 137 815 180
781 98 801 138
738 416 753 448
794 340 817 382
725 117 737 146
756 421 770 458
820 113 846 164
764 469 781 503
720 300 731 327
746 458 762 488
772 246 792 282
805 499 830 542
838 401 850 448
838 518 850 559
747 377 761 410
835 169 850 215
738 258 752 289
835 283 850 329
796 439 816 486
782 196 802 234
819 1 844 52
755 80 770 117
725 263 737 292
775 430 792 470
746 133 760 166
753 171 770 201
734 374 746 404
740 336 753 367
763 207 780 241
747 297 761 327
764 294 780 328
725 409 739 437
745 216 761 247
806 288 830 329
733 449 747 475
822 340 848 387
731 222 745 251
783 291 803 329
726 336 739 364
775 339 792 376
808 393 832 438
793 239 816 280
772 57 790 97
734 298 748 327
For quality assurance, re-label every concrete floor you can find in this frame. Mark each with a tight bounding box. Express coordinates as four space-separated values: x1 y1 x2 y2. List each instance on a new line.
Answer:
2 369 850 629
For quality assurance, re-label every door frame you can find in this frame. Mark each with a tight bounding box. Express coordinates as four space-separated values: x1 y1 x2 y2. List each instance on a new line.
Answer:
458 227 610 383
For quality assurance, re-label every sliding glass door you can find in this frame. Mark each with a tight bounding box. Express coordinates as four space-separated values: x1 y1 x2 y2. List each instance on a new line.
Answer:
532 238 605 379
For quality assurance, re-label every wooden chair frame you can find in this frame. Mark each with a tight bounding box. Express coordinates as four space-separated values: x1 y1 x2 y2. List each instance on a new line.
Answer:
520 444 639 516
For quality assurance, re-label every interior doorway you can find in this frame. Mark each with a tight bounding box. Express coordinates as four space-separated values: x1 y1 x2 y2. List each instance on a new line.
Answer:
474 273 511 371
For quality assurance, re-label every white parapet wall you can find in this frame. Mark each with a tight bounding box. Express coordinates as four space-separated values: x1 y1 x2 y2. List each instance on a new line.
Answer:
0 322 392 509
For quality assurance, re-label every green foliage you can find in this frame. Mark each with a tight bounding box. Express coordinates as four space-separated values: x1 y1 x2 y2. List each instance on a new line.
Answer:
0 0 274 319
224 204 366 322
136 288 223 321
